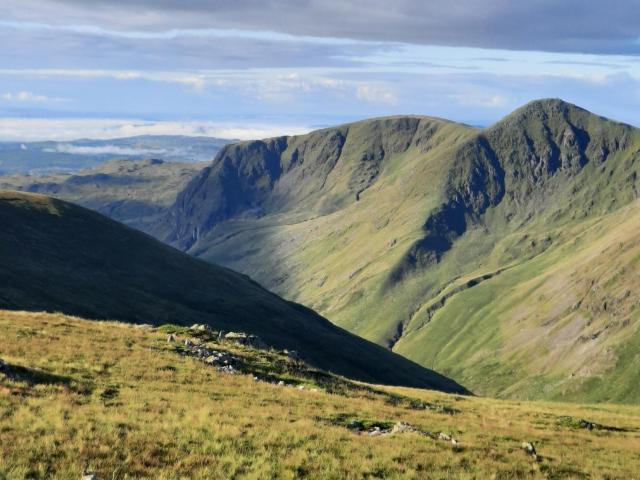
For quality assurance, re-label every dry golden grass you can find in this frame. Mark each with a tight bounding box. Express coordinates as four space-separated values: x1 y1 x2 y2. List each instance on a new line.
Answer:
1 310 639 479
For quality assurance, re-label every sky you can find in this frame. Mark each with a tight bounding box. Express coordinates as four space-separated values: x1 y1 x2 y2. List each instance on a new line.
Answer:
1 0 640 141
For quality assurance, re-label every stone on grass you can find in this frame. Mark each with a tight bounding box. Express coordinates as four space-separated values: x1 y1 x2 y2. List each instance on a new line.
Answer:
521 441 538 460
391 422 415 434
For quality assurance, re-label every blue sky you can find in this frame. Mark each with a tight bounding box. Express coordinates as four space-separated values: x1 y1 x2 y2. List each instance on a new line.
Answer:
1 1 640 140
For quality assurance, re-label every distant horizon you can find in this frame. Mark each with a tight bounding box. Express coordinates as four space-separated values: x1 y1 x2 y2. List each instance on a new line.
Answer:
0 97 637 143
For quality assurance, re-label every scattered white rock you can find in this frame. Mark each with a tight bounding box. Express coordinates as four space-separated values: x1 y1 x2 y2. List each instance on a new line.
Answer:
391 422 415 434
521 441 538 460
190 324 211 332
217 365 237 374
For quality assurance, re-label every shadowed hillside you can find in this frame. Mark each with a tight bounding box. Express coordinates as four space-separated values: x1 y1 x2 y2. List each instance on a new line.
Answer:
0 190 467 392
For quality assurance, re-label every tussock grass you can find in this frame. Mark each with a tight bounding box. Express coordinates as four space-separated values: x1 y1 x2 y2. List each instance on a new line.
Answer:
1 310 639 479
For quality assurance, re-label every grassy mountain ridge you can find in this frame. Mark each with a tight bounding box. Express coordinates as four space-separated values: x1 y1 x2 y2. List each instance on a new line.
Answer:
157 99 640 402
0 190 465 392
0 158 202 232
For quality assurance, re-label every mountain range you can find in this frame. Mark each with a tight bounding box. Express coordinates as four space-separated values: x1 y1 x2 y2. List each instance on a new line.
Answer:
154 99 640 402
3 99 640 402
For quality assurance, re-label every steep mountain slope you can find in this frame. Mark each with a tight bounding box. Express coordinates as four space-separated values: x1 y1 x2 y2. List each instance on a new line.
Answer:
0 190 465 392
158 100 640 401
0 158 202 233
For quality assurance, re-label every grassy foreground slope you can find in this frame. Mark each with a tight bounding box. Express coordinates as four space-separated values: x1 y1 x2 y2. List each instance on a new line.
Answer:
158 100 640 402
0 190 465 392
0 158 202 233
2 311 640 479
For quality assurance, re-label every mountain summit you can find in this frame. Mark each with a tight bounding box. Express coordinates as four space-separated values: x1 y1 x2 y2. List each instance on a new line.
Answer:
156 100 640 402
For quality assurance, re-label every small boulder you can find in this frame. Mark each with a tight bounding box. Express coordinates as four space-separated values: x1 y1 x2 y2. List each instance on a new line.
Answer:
521 441 538 460
284 349 301 360
347 419 364 430
166 334 176 343
217 365 237 374
190 324 211 332
81 472 98 480
391 422 415 434
438 432 452 442
579 419 597 430
224 332 248 345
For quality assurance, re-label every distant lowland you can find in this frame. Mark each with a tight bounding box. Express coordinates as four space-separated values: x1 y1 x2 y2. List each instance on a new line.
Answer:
0 135 232 175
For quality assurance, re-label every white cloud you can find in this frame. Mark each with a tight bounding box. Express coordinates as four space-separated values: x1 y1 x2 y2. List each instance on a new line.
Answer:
449 93 509 108
0 20 376 47
2 90 66 103
355 84 397 105
45 144 169 156
0 118 313 142
0 69 206 92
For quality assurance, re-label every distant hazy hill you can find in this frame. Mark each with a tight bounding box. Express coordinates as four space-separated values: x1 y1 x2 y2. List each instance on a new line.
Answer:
0 190 466 392
0 135 231 174
0 158 203 233
157 99 640 402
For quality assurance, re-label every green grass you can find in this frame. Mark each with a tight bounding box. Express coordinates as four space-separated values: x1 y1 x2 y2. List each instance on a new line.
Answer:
0 190 464 392
2 310 640 479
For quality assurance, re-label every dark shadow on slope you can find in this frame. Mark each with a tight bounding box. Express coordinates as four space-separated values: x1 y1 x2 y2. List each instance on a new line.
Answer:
385 136 505 288
0 191 469 394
